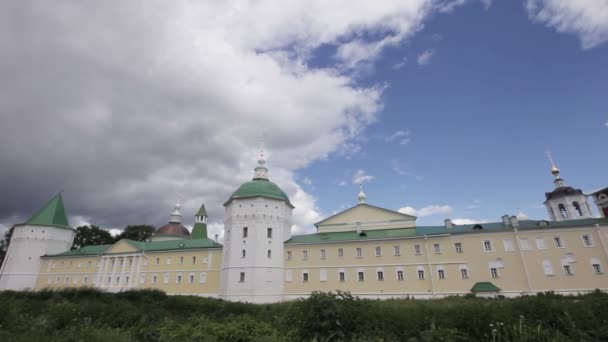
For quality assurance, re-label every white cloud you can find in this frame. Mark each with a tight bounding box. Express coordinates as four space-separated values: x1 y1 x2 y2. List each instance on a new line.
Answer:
526 0 608 49
452 218 488 225
398 205 453 217
481 0 493 9
438 0 467 14
417 49 435 65
385 130 411 145
302 178 313 186
605 120 608 127
465 199 481 209
392 56 408 69
352 169 374 184
337 180 348 186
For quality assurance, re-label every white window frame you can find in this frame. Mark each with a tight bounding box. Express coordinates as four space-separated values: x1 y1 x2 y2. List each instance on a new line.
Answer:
414 244 421 255
357 268 365 281
375 246 382 257
302 250 308 260
396 267 404 280
535 237 547 250
356 248 362 258
286 251 292 261
338 268 346 282
320 249 326 260
563 264 573 275
455 242 463 253
394 246 401 256
581 234 594 247
433 243 441 254
503 239 514 252
320 269 327 282
553 236 564 248
416 266 425 280
302 271 309 283
459 265 469 279
519 238 532 251
591 257 602 274
376 267 384 281
542 260 554 275
285 270 293 282
483 240 493 252
436 265 446 279
338 248 344 258
490 267 499 278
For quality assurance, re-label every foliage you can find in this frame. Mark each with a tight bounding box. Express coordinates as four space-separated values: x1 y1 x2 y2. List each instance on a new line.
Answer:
71 225 115 249
0 226 15 268
1 289 608 341
115 224 155 242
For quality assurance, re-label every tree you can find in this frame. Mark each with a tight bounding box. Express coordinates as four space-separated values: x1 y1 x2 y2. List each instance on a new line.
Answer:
115 225 155 242
0 226 15 268
72 225 115 250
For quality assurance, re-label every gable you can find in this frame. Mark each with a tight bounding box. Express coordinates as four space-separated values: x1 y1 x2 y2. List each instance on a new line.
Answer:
316 203 416 231
102 240 141 254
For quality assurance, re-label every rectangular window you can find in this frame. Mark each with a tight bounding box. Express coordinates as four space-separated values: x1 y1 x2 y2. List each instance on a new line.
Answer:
519 238 532 250
156 257 160 265
239 272 245 282
433 243 441 254
393 246 401 256
563 264 573 275
139 274 145 284
192 256 196 264
536 237 547 250
397 270 404 280
302 272 309 282
339 271 345 282
242 249 246 258
83 276 88 284
357 271 365 281
189 273 195 283
243 227 248 238
356 248 362 258
267 249 272 258
437 269 445 279
320 269 327 282
152 275 158 284
267 228 272 238
582 234 593 247
287 251 292 261
490 268 499 278
179 257 184 264
338 248 344 258
417 270 425 280
483 240 493 252
163 273 169 284
554 236 564 248
320 249 326 260
285 270 293 282
503 239 514 252
455 242 463 253
543 260 554 275
302 250 308 260
414 244 421 255
592 263 602 274
166 257 172 265
176 274 182 284
460 268 469 279
375 246 382 257
377 271 384 281
199 272 207 283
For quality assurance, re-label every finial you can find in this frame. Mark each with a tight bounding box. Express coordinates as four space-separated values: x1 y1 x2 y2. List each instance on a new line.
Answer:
169 201 182 223
358 183 367 204
546 150 560 177
258 134 266 165
253 136 269 180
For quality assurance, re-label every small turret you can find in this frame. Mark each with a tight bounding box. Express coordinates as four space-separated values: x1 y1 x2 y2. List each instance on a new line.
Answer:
191 203 208 239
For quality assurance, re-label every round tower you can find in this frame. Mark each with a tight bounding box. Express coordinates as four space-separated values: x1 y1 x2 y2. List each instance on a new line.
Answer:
543 154 593 221
0 193 75 290
220 151 293 303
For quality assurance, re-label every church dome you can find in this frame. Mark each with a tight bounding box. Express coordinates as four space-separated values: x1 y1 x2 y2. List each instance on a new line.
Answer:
225 178 292 206
156 222 191 238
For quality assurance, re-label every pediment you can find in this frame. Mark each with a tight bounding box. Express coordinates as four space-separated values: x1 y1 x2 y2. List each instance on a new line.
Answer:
102 239 141 254
316 203 416 228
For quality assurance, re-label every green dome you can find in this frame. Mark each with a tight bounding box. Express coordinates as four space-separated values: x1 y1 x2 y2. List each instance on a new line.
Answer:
225 179 292 207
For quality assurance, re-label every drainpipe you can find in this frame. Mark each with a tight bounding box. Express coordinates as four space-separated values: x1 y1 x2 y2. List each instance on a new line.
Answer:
423 235 436 298
513 228 533 293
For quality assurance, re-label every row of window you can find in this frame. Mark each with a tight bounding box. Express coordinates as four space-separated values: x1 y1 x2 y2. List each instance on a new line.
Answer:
241 227 273 238
287 266 467 283
153 256 209 266
47 260 95 270
286 234 597 261
47 271 211 286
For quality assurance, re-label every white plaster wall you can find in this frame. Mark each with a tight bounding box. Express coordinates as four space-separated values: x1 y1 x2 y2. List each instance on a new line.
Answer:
220 197 292 303
0 225 74 290
546 193 593 222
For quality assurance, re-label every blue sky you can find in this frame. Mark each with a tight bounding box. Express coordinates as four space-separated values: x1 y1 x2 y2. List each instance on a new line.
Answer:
297 0 608 226
1 1 607 237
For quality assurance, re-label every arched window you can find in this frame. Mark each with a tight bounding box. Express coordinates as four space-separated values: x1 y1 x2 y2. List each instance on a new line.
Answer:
573 202 583 216
558 204 568 218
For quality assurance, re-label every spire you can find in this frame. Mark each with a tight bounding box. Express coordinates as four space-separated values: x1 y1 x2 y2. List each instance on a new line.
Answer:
169 203 182 223
26 192 70 228
546 151 566 188
192 203 208 239
253 140 269 180
358 184 367 204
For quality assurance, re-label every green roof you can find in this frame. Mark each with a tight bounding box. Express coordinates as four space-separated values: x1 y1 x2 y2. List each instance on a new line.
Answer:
471 282 501 293
46 238 222 257
225 179 292 207
47 244 112 257
26 193 71 228
195 204 208 216
286 227 417 244
191 222 208 239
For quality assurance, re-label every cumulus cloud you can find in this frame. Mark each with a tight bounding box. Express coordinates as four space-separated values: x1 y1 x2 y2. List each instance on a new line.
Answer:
352 170 374 184
392 57 408 69
0 1 469 237
480 0 493 9
451 218 487 225
398 205 453 217
417 49 435 65
526 0 608 49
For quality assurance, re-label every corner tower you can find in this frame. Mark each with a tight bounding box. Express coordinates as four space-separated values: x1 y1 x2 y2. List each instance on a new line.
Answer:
220 150 293 303
0 193 75 290
543 154 593 221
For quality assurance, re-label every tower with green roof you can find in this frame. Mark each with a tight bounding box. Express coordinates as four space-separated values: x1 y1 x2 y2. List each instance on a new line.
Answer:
220 150 294 303
0 193 75 291
191 203 208 239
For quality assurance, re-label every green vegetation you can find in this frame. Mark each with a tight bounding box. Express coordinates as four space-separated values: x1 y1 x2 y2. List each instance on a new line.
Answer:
0 289 607 341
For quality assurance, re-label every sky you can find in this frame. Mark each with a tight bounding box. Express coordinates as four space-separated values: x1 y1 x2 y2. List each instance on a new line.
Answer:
0 0 607 239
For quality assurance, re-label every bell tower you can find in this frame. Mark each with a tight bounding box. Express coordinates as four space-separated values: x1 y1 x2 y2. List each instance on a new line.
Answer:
543 153 593 221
